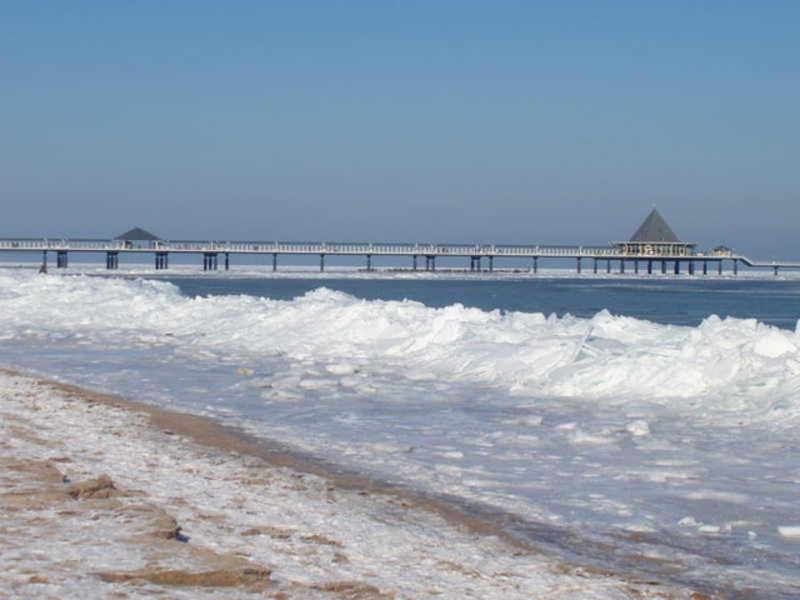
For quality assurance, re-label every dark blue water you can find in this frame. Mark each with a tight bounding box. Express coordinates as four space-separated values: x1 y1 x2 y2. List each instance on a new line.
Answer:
161 277 800 330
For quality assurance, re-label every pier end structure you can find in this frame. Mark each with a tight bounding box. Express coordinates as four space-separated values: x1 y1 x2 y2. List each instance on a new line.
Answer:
612 208 696 260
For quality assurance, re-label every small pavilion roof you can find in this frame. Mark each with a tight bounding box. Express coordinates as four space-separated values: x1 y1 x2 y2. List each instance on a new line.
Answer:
630 209 680 243
115 227 161 241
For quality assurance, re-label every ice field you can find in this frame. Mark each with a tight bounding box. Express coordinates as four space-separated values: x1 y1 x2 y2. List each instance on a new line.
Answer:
2 270 800 596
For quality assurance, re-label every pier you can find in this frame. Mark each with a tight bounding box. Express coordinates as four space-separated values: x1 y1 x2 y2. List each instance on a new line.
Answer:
1 213 798 275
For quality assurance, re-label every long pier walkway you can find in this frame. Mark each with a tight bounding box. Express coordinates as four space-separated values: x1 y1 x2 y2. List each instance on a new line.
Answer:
1 238 798 275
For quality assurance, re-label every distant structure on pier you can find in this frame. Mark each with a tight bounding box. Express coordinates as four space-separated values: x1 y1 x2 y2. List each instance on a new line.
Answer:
612 209 696 257
115 227 161 249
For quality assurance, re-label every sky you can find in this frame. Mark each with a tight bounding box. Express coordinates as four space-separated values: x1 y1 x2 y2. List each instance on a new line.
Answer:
1 1 798 257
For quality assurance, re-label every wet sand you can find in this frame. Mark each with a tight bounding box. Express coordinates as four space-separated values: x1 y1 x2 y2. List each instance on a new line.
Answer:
0 368 705 598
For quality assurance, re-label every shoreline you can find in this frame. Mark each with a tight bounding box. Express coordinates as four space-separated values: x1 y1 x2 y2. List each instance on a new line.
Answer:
0 367 704 599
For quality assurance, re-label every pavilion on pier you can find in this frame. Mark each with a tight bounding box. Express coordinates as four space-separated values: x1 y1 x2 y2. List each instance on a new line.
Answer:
613 209 696 256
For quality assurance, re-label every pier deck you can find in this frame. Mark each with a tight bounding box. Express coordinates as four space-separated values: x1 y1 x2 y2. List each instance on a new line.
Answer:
0 238 797 274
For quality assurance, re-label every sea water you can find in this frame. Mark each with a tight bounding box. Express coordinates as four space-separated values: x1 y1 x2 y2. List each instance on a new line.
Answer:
1 269 799 597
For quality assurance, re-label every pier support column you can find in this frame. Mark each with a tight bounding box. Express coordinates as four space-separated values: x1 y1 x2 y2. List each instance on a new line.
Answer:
674 261 680 275
733 259 738 275
106 251 119 270
224 252 229 271
469 257 475 272
475 256 481 272
718 261 722 275
647 260 653 275
56 251 68 269
634 260 639 274
619 260 625 274
203 253 218 271
593 258 598 274
488 256 494 272
606 259 611 274
703 261 708 275
688 261 695 275
272 253 277 272
774 265 779 276
413 255 417 271
431 256 436 271
577 257 582 274
155 252 168 270
661 261 666 274
366 254 372 272
533 257 538 274
320 254 325 272
42 251 48 271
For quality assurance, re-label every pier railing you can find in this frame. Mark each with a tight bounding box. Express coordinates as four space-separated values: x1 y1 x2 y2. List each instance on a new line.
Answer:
1 238 798 270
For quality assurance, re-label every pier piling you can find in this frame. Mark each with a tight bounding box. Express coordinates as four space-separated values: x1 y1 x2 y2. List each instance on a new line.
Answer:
202 253 218 271
272 253 277 272
154 252 168 270
577 257 582 274
366 254 372 272
320 254 325 272
56 251 68 269
488 256 494 272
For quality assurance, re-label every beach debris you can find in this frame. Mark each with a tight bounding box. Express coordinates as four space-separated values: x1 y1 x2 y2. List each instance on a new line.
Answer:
150 512 182 540
97 566 271 589
310 580 394 599
241 525 293 539
66 474 118 500
301 533 343 547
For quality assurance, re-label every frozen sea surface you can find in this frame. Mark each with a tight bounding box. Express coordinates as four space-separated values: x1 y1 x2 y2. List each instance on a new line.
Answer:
2 270 800 597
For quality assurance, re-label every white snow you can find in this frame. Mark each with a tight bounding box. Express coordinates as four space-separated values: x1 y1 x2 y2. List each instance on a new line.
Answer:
1 270 800 596
0 371 678 599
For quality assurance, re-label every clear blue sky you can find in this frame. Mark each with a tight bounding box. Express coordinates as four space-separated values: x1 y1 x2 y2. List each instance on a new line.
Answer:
2 1 798 257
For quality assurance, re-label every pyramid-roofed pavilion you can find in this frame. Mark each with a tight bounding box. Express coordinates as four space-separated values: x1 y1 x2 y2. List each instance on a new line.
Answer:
115 227 160 241
629 209 679 243
613 209 696 257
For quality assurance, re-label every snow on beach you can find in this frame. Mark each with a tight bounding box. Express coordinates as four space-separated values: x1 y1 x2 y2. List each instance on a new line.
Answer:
0 370 686 599
2 270 800 596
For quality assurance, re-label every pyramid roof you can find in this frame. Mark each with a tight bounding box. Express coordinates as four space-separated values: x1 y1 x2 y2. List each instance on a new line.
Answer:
629 209 680 243
115 227 160 241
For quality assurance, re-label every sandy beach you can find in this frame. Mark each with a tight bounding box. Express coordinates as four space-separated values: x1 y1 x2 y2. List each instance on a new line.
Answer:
0 368 706 599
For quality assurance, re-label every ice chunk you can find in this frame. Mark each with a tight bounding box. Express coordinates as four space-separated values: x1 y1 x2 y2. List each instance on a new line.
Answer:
778 526 800 539
754 332 797 358
625 420 650 437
